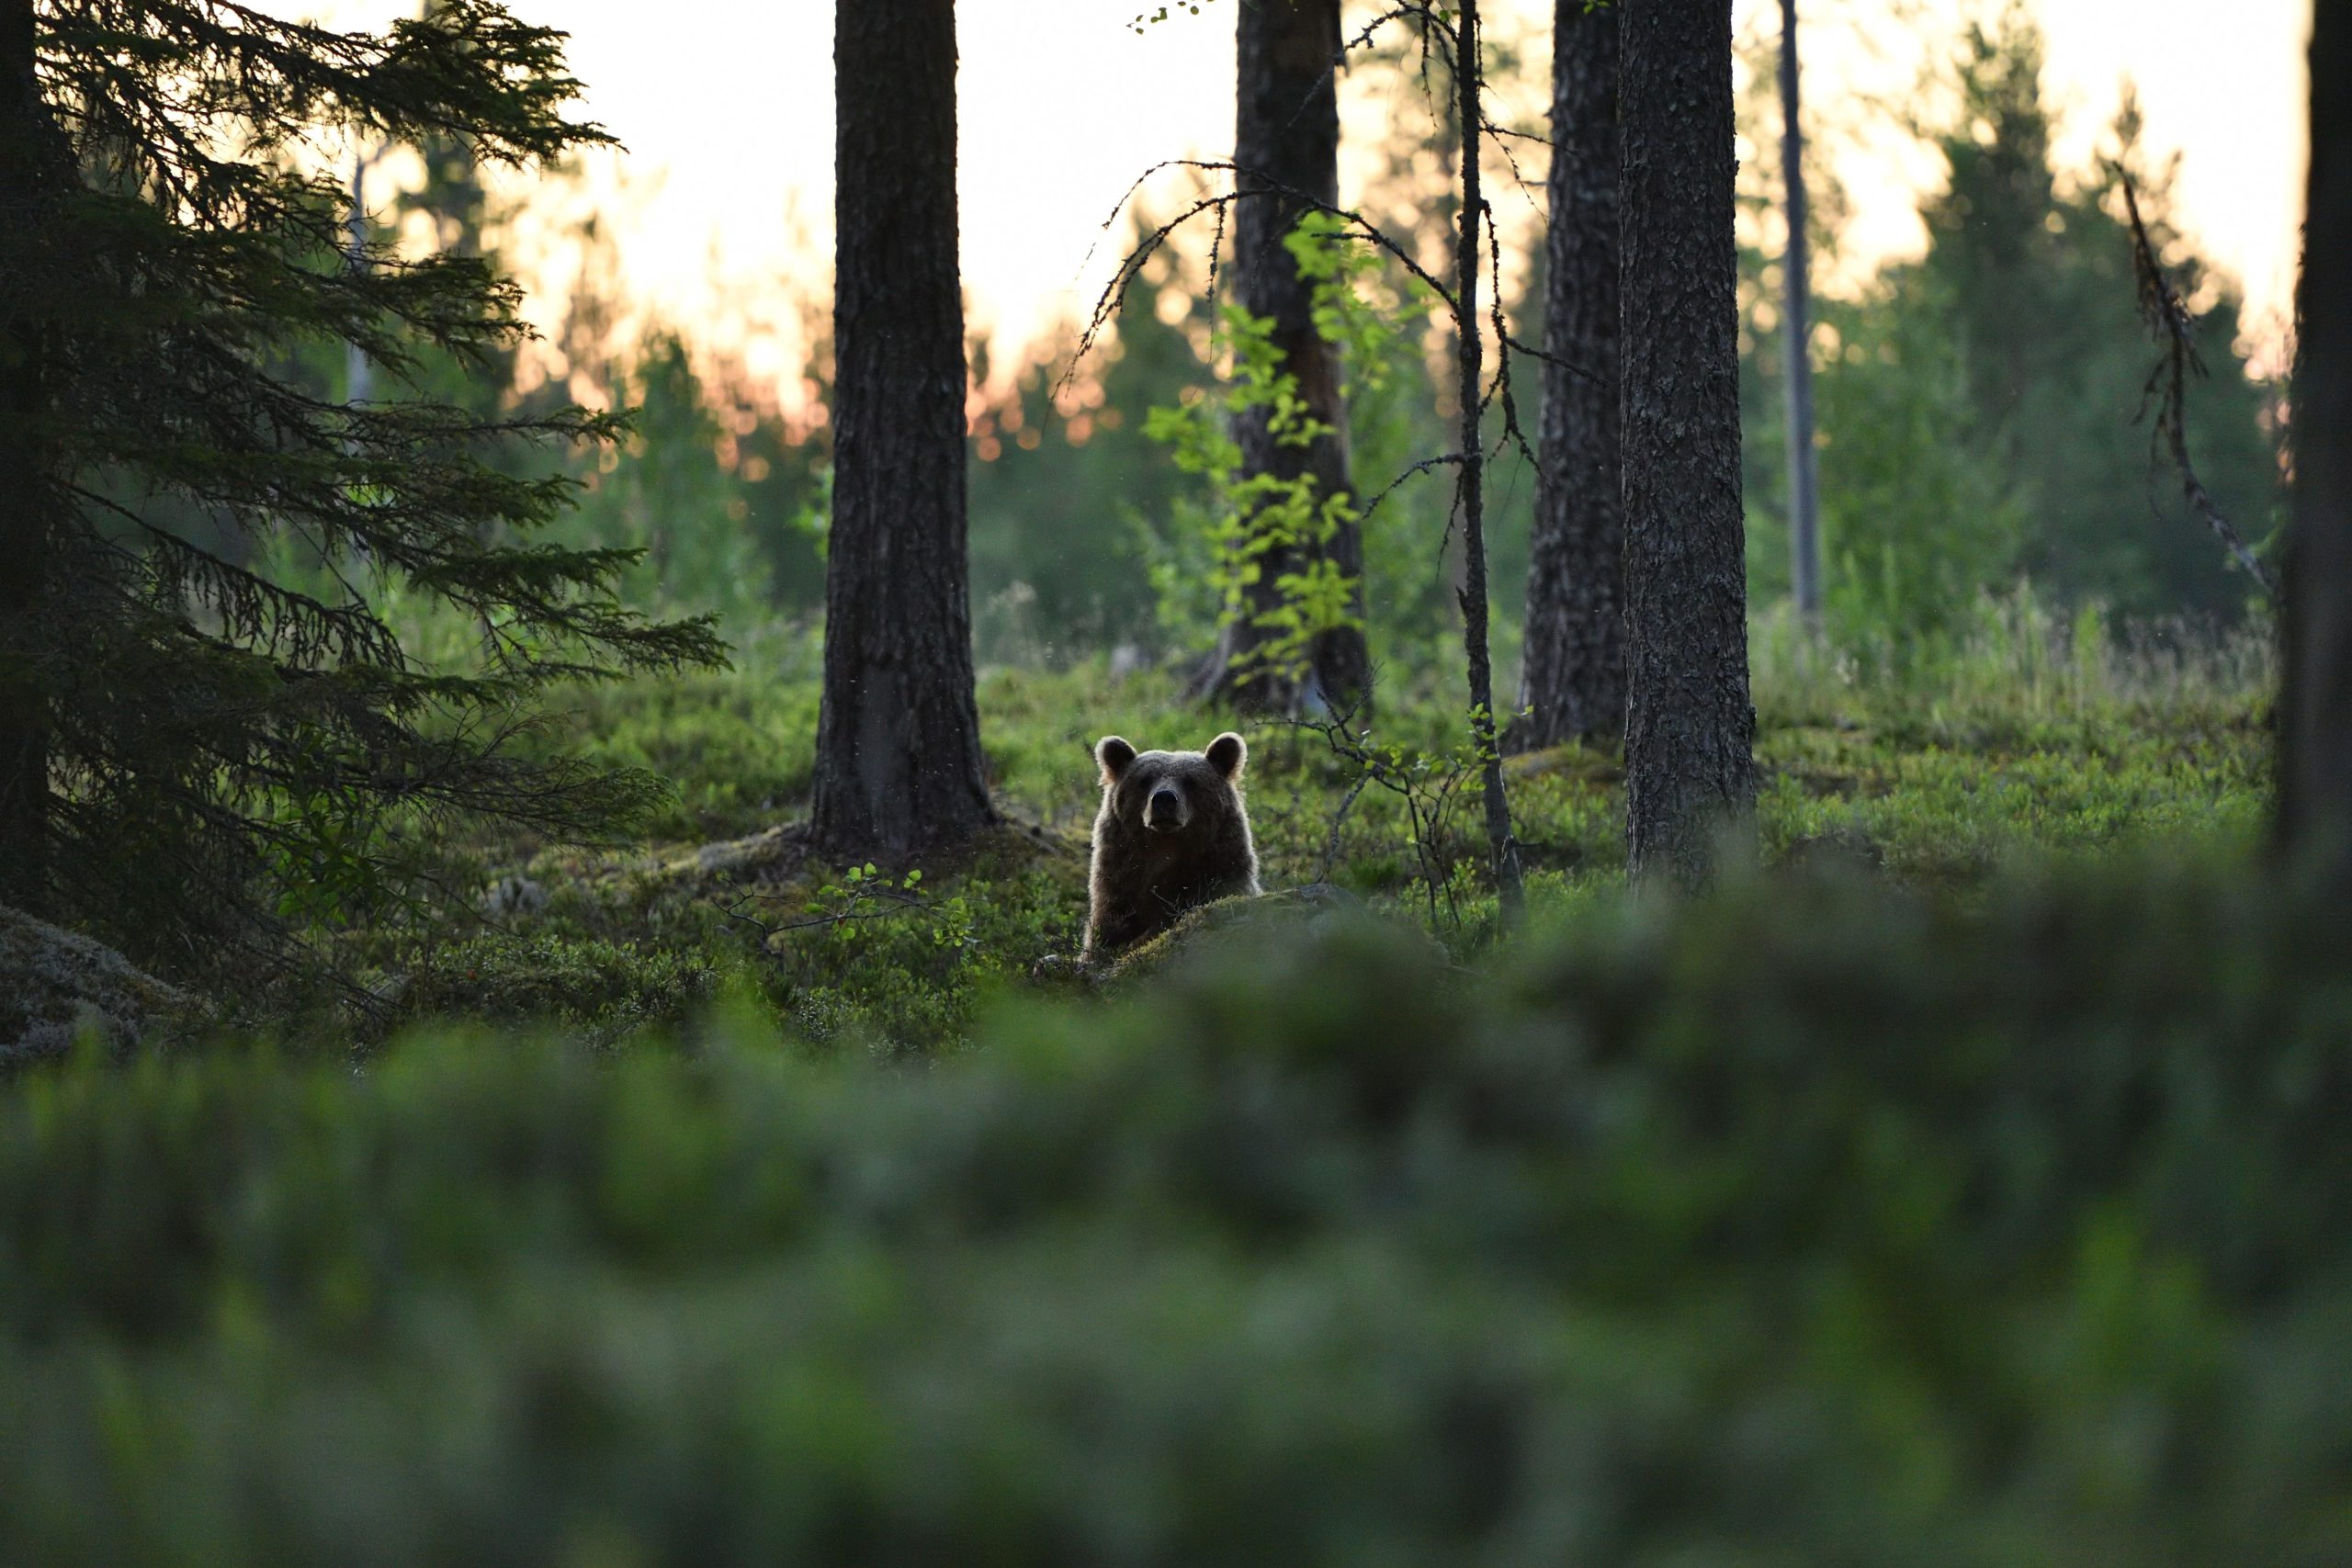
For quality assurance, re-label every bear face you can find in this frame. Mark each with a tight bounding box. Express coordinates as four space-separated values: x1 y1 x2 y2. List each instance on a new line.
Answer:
1095 732 1246 838
1083 731 1260 959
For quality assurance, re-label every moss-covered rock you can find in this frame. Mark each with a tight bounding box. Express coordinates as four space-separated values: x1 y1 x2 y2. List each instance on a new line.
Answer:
1080 885 1450 987
0 905 197 1061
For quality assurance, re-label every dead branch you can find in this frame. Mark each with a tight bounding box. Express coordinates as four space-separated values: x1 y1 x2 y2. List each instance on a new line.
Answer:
2116 165 2279 602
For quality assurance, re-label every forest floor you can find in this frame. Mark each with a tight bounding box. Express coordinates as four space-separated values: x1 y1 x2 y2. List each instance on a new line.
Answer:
341 608 2276 1055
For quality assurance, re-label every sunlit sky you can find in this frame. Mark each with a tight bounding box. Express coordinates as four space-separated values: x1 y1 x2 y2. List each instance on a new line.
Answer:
304 1 2310 402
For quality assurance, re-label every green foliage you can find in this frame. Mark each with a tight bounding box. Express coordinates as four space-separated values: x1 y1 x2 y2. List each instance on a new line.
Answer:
1742 6 2283 645
401 930 723 1036
1141 215 1380 691
561 334 775 627
1 857 2348 1561
2 2 724 977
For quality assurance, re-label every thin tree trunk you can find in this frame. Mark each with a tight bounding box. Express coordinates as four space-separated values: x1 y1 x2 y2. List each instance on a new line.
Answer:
0 0 46 912
811 0 994 860
2280 0 2352 884
1209 0 1370 716
1621 0 1756 886
1453 0 1523 923
1779 0 1823 626
1513 0 1623 752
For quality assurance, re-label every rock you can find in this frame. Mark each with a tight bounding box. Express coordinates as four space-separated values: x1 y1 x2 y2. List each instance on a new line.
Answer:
480 874 549 920
1089 884 1449 987
0 905 198 1062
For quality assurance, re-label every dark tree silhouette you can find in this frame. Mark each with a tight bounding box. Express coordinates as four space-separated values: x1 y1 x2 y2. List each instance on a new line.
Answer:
1778 0 1823 626
0 0 47 909
0 0 719 967
2282 0 2352 883
1449 0 1523 921
1514 0 1623 752
1620 0 1755 884
1207 0 1371 715
811 0 995 859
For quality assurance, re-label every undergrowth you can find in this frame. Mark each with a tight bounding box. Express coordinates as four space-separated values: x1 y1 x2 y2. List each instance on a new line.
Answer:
2 854 2346 1563
326 596 2272 1055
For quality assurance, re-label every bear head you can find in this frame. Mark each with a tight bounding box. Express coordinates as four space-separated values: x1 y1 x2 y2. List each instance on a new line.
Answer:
1093 731 1247 837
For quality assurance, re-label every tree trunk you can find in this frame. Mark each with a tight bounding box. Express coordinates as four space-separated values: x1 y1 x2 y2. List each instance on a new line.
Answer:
1513 0 1624 752
0 0 46 912
1779 0 1823 626
1620 0 1755 886
1209 0 1370 716
2280 0 2352 884
811 0 994 861
1452 0 1523 923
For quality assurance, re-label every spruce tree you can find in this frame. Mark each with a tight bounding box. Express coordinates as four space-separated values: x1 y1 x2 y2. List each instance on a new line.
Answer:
0 1 721 971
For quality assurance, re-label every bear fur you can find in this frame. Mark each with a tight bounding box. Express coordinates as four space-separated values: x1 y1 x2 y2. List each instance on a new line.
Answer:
1083 731 1261 960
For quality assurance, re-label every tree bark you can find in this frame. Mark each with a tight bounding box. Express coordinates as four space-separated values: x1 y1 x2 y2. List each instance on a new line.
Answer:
1513 0 1624 752
2280 0 2352 883
1620 0 1755 886
1209 0 1370 716
0 0 46 912
1452 0 1523 923
1779 0 1823 626
811 0 994 860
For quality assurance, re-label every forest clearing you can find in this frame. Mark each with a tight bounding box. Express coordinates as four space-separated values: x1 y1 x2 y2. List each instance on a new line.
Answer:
0 0 2346 1561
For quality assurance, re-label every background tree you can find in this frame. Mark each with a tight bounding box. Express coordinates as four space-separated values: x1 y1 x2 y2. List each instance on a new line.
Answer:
1209 0 1370 714
1621 0 1755 884
810 0 995 859
1447 0 1523 919
1912 14 2279 617
1777 0 1823 626
2281 0 2351 882
1513 0 1624 751
0 0 719 968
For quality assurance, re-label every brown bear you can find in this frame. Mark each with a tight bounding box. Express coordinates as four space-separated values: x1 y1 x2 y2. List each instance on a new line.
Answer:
1084 731 1261 960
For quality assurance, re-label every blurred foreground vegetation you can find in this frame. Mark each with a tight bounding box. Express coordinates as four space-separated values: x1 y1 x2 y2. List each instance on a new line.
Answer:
5 846 2346 1564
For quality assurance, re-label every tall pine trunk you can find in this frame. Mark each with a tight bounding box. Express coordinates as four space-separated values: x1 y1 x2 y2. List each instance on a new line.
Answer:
0 0 45 911
1779 0 1823 626
1453 0 1523 922
1210 0 1370 716
1513 0 1623 752
811 0 994 860
1621 0 1755 886
2281 0 2352 883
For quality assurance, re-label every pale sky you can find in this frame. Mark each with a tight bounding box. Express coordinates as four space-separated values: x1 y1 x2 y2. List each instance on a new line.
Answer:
308 0 2311 402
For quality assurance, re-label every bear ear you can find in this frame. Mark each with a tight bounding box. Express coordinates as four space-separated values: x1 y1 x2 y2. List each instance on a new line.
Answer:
1205 731 1246 780
1095 736 1137 784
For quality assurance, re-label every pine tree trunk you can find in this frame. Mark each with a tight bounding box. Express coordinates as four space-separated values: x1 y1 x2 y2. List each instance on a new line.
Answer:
811 0 994 861
1452 0 1523 923
1209 0 1370 716
0 0 46 912
1779 0 1823 626
1620 0 1755 886
2281 0 2352 883
1513 0 1623 752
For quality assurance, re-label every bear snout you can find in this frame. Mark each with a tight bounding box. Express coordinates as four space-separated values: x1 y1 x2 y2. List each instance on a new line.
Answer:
1146 785 1188 831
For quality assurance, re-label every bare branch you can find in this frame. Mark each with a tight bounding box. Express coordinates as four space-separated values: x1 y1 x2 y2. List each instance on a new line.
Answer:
2116 165 2279 602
